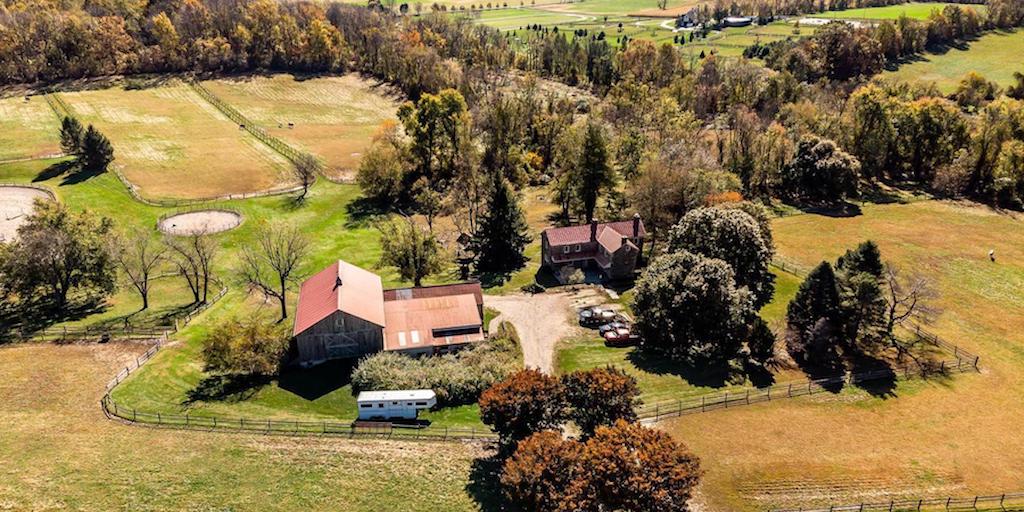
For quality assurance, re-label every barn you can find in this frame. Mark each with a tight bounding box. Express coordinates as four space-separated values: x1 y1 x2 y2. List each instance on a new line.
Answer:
292 260 486 365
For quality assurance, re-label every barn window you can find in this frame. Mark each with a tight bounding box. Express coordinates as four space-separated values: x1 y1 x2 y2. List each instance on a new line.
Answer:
574 244 581 252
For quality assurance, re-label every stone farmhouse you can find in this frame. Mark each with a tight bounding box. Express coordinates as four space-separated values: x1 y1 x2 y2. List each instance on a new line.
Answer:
540 214 647 283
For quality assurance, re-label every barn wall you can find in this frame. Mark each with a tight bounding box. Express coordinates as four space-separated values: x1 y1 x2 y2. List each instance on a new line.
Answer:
294 311 383 363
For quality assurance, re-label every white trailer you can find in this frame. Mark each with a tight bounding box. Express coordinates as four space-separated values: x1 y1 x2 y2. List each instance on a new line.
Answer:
356 389 437 421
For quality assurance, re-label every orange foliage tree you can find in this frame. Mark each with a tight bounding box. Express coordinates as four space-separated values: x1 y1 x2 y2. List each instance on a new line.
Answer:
479 369 567 448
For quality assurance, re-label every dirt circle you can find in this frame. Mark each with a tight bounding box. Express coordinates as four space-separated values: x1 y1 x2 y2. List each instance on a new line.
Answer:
157 210 242 236
0 186 56 243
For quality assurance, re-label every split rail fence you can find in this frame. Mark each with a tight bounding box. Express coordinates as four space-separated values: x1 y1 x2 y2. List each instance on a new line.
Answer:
636 324 979 423
767 491 1024 511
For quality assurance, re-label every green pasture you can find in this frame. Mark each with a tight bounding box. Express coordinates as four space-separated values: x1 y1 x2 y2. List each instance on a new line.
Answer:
883 29 1024 93
0 94 61 161
809 1 985 20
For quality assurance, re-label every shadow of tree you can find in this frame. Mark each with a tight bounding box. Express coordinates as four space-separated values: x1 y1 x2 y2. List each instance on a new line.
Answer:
61 165 108 186
184 374 270 405
626 349 733 389
849 352 898 399
34 160 76 182
344 197 390 228
0 294 109 342
466 455 517 512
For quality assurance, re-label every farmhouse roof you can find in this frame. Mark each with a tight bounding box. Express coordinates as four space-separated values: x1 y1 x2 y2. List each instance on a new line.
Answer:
381 294 484 352
383 281 483 309
543 216 646 248
293 260 386 336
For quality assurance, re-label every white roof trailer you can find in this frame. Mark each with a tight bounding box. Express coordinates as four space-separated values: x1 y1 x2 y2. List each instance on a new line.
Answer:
356 389 437 421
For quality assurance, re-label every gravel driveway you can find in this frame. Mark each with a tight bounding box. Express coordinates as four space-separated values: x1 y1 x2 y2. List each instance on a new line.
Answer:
486 288 606 373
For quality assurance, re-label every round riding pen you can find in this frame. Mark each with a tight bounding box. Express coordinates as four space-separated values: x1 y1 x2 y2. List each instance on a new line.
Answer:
0 185 56 243
157 209 242 236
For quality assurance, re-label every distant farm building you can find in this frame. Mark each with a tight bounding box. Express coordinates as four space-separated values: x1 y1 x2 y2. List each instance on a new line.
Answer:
292 260 485 365
723 16 754 27
541 214 646 283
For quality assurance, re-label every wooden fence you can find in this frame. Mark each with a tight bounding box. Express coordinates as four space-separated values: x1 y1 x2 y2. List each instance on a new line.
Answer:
767 491 1024 511
187 81 305 164
636 327 979 423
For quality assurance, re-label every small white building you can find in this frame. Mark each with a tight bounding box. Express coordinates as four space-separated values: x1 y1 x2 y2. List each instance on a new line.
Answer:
356 389 437 421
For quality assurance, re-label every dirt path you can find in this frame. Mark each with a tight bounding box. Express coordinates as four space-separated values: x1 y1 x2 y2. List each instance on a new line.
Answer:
486 288 606 373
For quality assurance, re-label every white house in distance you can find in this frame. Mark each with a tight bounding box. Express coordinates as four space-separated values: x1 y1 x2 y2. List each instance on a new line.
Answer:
356 389 438 421
291 259 486 365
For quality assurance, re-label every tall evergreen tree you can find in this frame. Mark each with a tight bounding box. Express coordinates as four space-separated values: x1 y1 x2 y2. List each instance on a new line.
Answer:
59 116 85 156
472 176 531 274
785 261 842 370
80 125 114 173
835 241 887 354
576 122 615 223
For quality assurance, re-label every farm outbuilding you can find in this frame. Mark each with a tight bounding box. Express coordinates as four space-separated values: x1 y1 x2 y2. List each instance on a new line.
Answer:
356 390 437 421
292 260 486 365
723 16 754 27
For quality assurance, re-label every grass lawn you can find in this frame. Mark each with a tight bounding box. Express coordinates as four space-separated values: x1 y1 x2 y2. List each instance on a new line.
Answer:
0 343 487 511
883 29 1024 93
665 200 1024 511
468 7 586 30
0 157 484 428
202 74 400 181
538 0 703 17
59 79 292 201
0 94 61 161
809 2 985 20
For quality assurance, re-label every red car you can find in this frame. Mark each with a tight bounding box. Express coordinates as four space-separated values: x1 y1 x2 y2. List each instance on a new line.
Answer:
603 327 640 347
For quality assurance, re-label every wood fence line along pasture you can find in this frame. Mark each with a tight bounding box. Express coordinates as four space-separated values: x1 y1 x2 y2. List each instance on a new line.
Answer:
766 490 1024 511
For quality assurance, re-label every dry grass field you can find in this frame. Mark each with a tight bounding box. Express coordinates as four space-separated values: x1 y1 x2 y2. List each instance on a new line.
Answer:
202 74 400 181
666 200 1024 511
60 80 292 200
0 94 61 161
0 342 486 511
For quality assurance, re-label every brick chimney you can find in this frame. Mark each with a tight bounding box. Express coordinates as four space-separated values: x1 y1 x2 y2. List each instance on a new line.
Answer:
590 221 598 242
632 213 641 238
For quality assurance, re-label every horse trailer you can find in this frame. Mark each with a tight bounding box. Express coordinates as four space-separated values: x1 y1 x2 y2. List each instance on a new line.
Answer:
356 390 437 421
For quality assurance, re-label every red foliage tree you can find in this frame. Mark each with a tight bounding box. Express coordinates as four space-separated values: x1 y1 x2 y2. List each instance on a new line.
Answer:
479 369 567 448
499 431 589 512
562 366 641 438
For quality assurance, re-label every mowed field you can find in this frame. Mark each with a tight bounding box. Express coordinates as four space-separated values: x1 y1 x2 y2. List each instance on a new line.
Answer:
0 343 485 511
202 74 400 181
810 2 985 20
666 200 1024 511
60 80 292 200
0 94 61 161
884 29 1024 93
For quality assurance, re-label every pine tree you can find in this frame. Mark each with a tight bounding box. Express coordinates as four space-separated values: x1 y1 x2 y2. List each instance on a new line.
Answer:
472 176 531 274
786 261 842 369
59 116 85 156
576 122 614 224
80 125 114 173
835 241 887 354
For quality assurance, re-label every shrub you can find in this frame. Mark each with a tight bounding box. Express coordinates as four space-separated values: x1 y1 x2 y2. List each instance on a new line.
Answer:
562 366 640 438
351 326 521 406
521 282 546 294
479 369 568 448
201 316 290 377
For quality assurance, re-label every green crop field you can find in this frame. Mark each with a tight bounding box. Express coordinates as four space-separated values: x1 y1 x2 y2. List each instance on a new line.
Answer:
0 343 485 511
0 94 62 161
809 1 985 20
59 80 292 201
663 200 1024 511
202 74 400 181
884 29 1024 93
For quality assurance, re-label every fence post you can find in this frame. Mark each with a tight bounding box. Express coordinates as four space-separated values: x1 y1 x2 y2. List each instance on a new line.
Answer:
946 497 951 510
917 499 922 511
701 396 705 412
655 404 659 419
889 500 894 511
974 356 980 370
133 408 137 422
767 388 770 401
788 383 792 397
157 412 161 425
746 390 750 404
724 392 728 408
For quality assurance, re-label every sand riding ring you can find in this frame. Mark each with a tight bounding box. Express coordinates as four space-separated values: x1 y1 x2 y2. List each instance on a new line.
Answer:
0 185 57 243
157 209 243 236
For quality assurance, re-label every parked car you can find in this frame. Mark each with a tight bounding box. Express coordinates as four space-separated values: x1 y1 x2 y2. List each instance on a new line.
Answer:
579 306 618 327
603 327 641 347
598 321 629 336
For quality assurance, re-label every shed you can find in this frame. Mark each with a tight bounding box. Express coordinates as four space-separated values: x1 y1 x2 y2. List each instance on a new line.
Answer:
356 389 437 421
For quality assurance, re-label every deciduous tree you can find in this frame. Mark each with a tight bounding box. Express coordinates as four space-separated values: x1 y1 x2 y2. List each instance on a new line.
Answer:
377 215 445 287
562 366 640 438
201 316 290 376
110 228 166 310
479 369 567 449
240 223 310 321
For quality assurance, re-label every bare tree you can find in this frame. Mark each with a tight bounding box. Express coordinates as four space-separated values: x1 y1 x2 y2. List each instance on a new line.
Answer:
292 153 321 201
658 0 668 9
884 263 941 354
111 228 166 310
166 233 218 304
240 224 310 321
